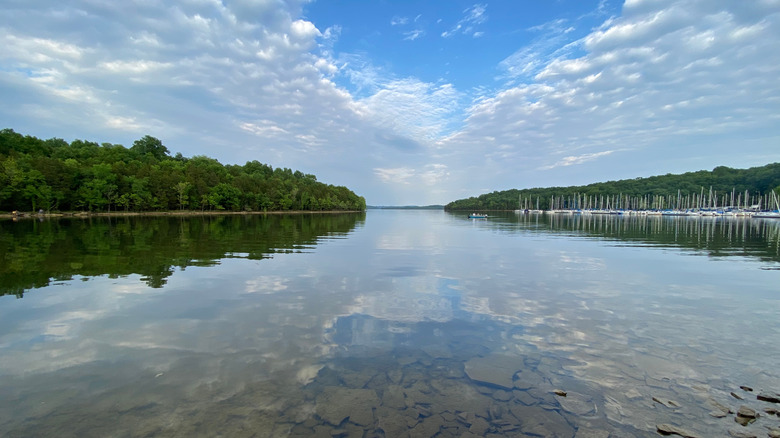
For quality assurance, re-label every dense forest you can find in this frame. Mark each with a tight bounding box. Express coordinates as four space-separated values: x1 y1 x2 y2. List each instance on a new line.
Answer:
0 129 365 212
445 163 780 211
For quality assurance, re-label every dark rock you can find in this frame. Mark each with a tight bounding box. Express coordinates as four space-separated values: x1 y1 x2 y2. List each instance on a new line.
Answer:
764 407 779 416
732 392 745 400
734 415 756 427
768 428 780 438
554 389 567 397
656 423 699 437
737 406 758 419
740 386 754 392
758 392 780 404
653 396 681 408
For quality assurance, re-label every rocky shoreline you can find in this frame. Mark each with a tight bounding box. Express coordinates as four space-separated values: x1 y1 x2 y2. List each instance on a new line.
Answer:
281 349 780 437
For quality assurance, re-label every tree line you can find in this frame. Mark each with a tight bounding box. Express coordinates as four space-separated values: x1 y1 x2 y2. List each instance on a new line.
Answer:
445 163 780 211
0 129 365 212
0 213 364 298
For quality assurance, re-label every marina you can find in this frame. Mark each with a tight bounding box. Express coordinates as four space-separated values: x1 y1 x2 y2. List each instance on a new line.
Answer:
515 188 780 218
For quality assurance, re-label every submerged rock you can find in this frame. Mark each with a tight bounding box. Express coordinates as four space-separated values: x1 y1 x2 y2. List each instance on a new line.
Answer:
315 387 379 427
708 397 734 415
491 389 513 402
467 416 490 435
573 428 609 438
464 355 522 390
736 405 758 419
758 392 780 404
557 392 597 416
375 409 409 438
510 405 574 437
708 410 728 418
656 423 699 438
410 415 444 437
653 396 681 408
727 430 757 438
734 415 757 427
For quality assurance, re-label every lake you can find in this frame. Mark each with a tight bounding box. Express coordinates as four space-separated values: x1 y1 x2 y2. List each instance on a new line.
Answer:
1 211 779 437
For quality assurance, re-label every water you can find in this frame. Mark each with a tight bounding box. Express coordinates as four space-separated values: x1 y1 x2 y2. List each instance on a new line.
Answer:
1 211 779 437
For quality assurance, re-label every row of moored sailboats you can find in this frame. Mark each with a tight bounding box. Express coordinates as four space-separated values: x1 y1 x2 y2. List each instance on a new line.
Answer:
514 188 780 219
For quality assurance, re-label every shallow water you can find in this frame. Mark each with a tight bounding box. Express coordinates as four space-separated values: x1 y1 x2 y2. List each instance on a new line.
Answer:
1 211 779 437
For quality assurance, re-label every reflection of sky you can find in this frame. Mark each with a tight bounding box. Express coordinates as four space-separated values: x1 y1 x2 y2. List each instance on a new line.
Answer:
1 210 779 434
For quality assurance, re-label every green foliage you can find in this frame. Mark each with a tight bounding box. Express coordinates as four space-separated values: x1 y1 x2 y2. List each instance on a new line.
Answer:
0 129 366 212
0 213 365 298
445 163 780 210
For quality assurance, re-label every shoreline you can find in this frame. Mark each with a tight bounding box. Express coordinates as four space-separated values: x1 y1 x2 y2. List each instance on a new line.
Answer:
0 210 365 220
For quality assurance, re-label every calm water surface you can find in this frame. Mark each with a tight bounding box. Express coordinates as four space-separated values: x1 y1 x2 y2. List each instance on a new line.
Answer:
1 211 779 437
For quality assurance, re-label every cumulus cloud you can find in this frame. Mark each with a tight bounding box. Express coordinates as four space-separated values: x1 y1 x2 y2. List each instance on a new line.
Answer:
0 0 778 205
440 0 780 195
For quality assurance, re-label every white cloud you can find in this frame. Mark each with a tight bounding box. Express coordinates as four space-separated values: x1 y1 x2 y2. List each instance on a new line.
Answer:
439 0 780 198
540 151 616 170
404 29 425 41
0 0 778 205
374 164 450 187
360 79 460 143
391 16 408 26
442 3 488 38
290 19 321 40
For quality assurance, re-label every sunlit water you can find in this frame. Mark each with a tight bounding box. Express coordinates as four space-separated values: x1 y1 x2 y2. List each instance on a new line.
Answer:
1 211 779 437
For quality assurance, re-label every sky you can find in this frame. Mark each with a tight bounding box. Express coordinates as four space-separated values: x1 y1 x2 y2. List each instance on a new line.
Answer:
1 0 779 206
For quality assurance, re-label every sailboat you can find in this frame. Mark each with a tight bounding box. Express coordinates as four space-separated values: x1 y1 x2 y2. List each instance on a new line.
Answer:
753 191 780 218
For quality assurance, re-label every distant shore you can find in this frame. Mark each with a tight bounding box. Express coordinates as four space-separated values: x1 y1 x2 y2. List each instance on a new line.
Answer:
0 210 365 220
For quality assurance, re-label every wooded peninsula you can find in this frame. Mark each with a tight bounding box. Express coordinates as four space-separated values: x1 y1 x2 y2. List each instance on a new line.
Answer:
0 129 365 213
445 163 780 211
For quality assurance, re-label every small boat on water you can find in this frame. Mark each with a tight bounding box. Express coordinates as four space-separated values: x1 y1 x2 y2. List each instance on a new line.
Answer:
469 213 488 219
